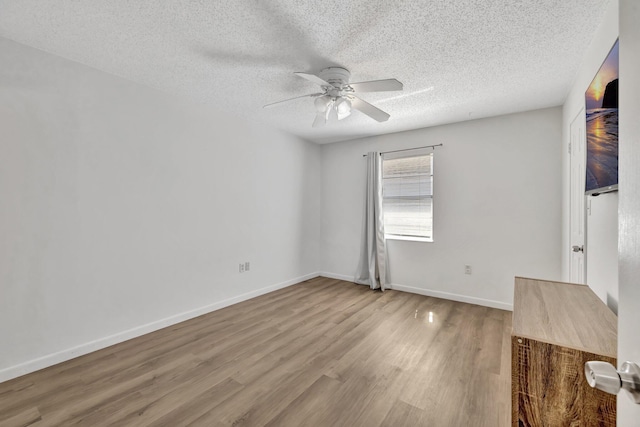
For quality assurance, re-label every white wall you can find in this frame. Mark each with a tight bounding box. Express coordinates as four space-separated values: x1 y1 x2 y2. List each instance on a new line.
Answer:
586 192 619 313
560 0 618 307
0 37 321 381
321 108 563 310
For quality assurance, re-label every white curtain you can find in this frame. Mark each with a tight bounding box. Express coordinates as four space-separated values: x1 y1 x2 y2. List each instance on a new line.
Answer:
355 152 388 290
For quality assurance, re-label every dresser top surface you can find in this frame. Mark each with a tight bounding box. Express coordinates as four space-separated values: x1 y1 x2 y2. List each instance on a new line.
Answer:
512 277 617 357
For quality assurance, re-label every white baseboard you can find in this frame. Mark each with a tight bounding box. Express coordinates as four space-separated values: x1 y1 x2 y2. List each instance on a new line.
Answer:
389 283 513 311
0 272 320 384
319 272 355 282
318 271 512 311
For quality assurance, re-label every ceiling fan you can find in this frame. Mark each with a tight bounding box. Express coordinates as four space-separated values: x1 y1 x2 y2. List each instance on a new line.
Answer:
264 67 403 127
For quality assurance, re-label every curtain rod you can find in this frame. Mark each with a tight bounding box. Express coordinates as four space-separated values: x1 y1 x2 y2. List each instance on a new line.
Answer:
362 143 443 157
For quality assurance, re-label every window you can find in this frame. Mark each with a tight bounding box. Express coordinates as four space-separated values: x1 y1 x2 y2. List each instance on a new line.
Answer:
382 149 433 241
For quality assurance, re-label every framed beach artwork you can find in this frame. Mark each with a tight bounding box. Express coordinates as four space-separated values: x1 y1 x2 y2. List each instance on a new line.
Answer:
585 39 619 195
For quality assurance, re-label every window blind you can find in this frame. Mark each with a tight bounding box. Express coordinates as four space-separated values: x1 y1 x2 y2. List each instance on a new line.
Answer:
382 150 433 239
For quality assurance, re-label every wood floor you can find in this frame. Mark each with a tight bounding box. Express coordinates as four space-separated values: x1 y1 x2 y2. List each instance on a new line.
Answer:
0 277 512 427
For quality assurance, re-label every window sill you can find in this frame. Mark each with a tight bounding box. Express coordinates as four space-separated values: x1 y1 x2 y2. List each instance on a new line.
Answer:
385 234 433 243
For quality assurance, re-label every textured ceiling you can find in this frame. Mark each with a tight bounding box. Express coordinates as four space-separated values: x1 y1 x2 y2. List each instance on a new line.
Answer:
0 0 611 143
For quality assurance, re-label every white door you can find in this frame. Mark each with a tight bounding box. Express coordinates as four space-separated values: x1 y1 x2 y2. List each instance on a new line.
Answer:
570 109 586 284
618 0 640 422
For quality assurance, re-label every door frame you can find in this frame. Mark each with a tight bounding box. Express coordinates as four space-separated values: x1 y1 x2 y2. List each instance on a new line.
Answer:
569 107 587 284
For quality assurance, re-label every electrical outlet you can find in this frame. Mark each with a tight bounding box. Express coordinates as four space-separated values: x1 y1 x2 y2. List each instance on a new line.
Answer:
464 265 472 275
245 261 250 271
239 263 244 273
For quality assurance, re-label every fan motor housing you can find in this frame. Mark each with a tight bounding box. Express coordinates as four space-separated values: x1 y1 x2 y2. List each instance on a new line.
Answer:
319 67 351 88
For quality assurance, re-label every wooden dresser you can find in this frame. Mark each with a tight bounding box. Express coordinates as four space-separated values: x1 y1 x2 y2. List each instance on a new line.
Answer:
511 277 617 426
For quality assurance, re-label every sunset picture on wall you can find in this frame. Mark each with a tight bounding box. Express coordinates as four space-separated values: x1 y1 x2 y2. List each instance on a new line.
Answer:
585 39 619 195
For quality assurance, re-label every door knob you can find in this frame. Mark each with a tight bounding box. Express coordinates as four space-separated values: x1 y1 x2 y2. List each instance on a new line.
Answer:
585 361 640 404
572 245 584 252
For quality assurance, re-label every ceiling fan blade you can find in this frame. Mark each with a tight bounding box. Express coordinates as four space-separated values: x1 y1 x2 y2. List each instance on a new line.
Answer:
312 113 326 127
349 79 403 92
350 96 391 122
263 93 323 108
294 72 332 87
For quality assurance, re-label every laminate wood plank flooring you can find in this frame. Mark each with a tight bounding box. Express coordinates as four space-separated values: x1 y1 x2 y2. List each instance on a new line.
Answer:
0 277 512 426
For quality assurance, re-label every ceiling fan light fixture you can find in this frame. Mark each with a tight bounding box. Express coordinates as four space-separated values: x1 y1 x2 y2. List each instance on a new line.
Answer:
335 97 352 120
314 95 332 113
